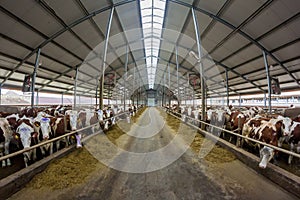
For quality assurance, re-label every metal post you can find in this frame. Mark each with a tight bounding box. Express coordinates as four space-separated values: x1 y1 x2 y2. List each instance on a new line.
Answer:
31 48 41 107
263 51 272 113
264 92 266 108
133 65 136 106
192 8 206 127
124 45 128 111
95 83 98 109
239 95 241 107
61 93 64 105
100 7 114 110
36 90 39 106
73 66 79 109
225 69 229 106
175 46 180 106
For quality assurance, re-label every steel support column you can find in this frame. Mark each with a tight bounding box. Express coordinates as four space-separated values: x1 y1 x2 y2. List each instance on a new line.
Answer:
73 65 79 109
100 7 114 110
61 93 64 105
95 83 98 108
263 51 272 113
175 46 180 106
264 92 266 108
31 48 41 107
225 69 229 106
124 45 128 111
36 91 39 106
192 8 206 127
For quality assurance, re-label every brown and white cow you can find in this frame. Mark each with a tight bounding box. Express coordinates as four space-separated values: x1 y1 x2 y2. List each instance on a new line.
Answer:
0 118 14 167
53 110 82 149
15 118 38 167
33 116 54 156
243 118 283 168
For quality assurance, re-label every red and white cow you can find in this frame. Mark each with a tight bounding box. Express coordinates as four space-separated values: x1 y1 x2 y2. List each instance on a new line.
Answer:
0 118 14 167
243 118 283 168
33 116 54 156
15 118 38 167
64 110 82 148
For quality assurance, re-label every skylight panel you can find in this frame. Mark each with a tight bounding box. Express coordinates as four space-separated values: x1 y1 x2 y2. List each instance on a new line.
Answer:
140 0 166 89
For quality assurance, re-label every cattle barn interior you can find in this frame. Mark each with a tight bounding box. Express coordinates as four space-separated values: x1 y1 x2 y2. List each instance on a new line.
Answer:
0 0 300 199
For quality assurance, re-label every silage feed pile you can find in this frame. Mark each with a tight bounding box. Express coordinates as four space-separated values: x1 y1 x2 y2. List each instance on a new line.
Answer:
28 148 102 190
26 108 147 190
161 110 236 164
25 108 236 191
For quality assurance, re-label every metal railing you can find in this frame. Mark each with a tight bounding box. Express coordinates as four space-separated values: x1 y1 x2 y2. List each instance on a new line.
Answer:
165 108 300 159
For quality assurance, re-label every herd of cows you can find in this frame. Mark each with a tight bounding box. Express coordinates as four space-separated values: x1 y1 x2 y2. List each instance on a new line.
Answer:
0 104 140 169
165 105 300 169
0 103 299 175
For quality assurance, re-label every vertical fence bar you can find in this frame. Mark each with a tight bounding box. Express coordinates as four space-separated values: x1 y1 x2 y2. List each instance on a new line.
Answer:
263 51 272 113
31 48 41 107
192 8 206 127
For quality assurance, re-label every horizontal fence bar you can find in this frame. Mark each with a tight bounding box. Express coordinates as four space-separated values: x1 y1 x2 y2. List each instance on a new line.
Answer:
0 110 133 162
166 109 300 159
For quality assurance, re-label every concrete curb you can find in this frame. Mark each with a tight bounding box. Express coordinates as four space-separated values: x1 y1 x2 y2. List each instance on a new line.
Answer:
0 146 76 200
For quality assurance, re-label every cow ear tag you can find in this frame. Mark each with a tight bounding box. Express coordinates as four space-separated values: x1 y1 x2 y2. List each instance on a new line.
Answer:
34 122 40 127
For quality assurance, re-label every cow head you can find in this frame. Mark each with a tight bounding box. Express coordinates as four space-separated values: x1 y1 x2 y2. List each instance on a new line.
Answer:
259 146 274 169
278 116 292 136
40 118 51 140
97 110 104 121
69 111 78 131
16 122 34 148
216 110 225 122
207 109 214 121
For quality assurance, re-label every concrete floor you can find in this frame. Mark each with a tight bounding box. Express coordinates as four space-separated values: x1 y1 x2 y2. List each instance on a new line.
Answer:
9 107 298 200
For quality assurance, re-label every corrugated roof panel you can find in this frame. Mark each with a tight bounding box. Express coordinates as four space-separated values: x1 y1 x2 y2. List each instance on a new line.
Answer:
221 0 268 27
0 38 30 58
242 0 300 39
72 20 103 49
273 41 300 61
1 0 63 37
45 0 84 25
259 18 300 50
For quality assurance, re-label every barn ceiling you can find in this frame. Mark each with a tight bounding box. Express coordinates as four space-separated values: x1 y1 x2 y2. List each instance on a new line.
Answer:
0 0 299 100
